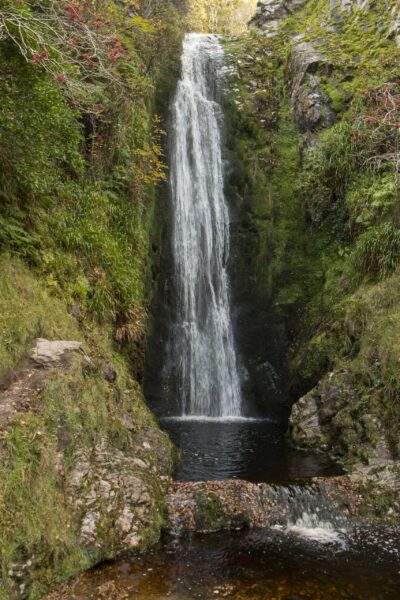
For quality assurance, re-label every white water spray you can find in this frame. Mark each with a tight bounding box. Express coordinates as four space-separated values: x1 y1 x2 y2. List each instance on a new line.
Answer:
170 34 242 417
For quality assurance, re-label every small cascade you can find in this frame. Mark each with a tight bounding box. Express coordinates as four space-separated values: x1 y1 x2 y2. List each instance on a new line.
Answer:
265 485 348 545
169 34 242 418
166 480 348 545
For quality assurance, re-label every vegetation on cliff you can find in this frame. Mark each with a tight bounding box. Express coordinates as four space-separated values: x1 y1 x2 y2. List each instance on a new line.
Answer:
225 0 400 467
0 0 184 596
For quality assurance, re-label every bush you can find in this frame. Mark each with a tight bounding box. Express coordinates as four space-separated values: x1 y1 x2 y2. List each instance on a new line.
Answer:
351 223 400 280
301 120 356 228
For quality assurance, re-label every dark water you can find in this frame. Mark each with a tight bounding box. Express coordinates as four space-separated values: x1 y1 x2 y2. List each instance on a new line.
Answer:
159 418 342 483
62 527 400 599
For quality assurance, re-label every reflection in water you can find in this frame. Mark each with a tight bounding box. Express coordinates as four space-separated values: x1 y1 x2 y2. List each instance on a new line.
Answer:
53 527 400 599
160 419 341 482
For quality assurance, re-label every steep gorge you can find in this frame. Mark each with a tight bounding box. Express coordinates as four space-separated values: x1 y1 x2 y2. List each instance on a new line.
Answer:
0 0 400 597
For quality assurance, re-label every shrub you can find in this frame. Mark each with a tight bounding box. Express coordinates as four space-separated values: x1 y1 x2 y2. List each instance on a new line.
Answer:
351 223 400 280
301 120 356 228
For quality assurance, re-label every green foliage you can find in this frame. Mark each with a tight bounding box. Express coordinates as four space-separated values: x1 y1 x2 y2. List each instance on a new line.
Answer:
301 120 356 229
226 0 400 475
0 0 182 346
0 49 83 207
0 255 173 596
346 173 397 233
0 354 162 596
351 223 400 281
0 0 184 594
0 257 79 379
225 32 334 332
283 0 399 84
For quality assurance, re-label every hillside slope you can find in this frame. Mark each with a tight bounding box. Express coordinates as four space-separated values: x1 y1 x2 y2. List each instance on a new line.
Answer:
0 1 184 596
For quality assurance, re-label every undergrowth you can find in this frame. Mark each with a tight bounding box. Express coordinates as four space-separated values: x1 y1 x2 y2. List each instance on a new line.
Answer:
0 0 185 595
226 0 400 464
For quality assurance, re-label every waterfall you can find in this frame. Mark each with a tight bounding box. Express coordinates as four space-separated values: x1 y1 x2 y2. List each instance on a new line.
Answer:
169 34 242 418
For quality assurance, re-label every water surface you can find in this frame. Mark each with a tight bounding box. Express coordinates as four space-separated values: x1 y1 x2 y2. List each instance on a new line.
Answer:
60 527 400 599
160 418 342 482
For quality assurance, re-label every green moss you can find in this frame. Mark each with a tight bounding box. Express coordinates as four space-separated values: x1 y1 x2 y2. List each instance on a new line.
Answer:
0 348 172 595
321 82 347 113
194 491 224 531
226 0 400 471
0 251 175 596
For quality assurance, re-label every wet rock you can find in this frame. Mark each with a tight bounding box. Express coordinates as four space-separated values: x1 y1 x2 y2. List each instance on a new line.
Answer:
165 480 346 534
166 480 267 534
289 367 395 466
290 392 324 448
166 473 400 535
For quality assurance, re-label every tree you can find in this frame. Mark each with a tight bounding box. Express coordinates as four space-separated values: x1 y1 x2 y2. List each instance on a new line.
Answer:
187 0 257 34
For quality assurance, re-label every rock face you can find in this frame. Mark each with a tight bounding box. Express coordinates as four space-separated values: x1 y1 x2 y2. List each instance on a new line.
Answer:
290 391 324 447
251 2 336 138
250 0 309 36
330 0 370 15
289 367 394 465
287 42 336 136
67 434 172 556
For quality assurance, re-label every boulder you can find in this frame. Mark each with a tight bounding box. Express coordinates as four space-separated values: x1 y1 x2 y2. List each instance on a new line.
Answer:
289 367 394 465
289 391 325 447
31 338 89 366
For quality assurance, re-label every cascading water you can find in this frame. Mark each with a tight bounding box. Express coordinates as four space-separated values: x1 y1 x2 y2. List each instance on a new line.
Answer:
169 33 242 418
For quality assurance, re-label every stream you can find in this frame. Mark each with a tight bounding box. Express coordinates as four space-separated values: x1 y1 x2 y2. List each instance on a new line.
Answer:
57 527 400 599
